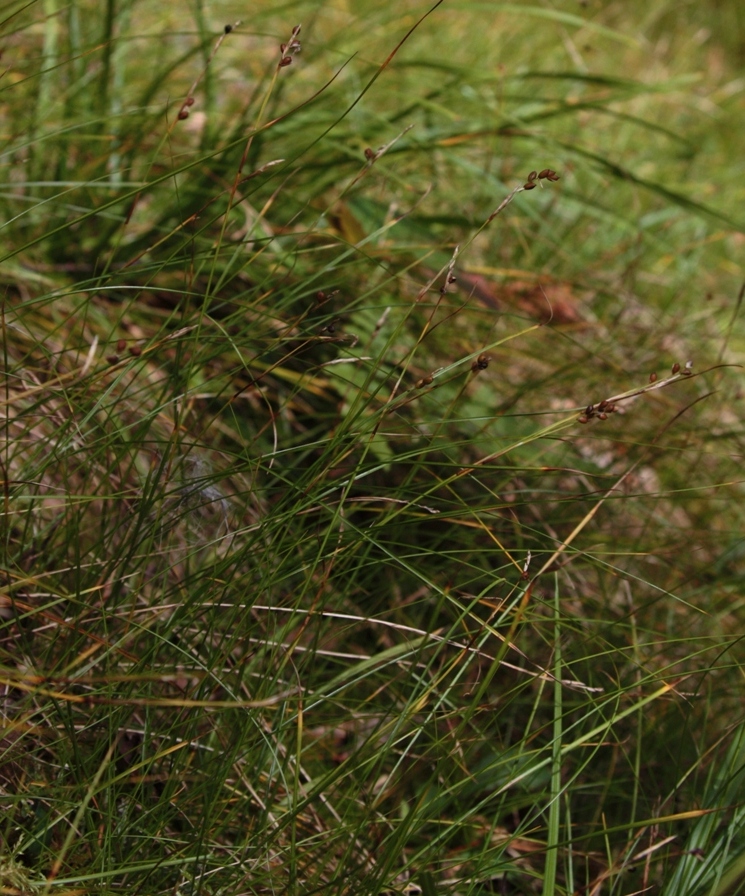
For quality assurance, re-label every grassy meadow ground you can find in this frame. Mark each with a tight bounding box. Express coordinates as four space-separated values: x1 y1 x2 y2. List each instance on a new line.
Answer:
1 0 745 893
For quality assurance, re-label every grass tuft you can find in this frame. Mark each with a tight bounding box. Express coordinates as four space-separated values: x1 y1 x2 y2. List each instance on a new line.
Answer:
1 1 744 894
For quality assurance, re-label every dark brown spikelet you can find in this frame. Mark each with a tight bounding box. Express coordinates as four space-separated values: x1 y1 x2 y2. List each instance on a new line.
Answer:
523 182 537 190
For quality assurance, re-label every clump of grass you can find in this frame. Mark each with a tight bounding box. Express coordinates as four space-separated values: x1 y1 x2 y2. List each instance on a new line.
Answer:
0 855 41 895
1 2 744 895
